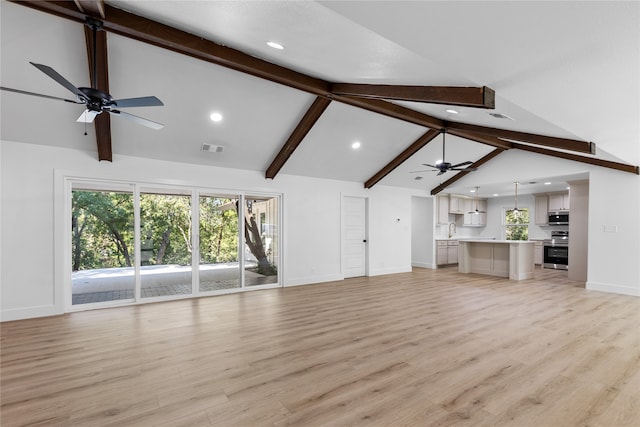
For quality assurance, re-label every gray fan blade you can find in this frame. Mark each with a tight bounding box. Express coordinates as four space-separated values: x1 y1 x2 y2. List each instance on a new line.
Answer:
112 96 164 108
450 161 473 168
437 170 446 176
77 110 100 123
30 62 85 99
1 86 83 104
110 110 164 130
451 167 478 171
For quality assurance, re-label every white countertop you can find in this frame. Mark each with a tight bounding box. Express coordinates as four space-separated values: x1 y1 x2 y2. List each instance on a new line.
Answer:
458 239 535 244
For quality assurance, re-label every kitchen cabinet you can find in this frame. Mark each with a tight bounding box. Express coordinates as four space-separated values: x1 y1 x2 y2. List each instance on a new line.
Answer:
534 241 543 265
449 196 465 214
548 192 570 211
436 240 459 266
535 196 549 225
437 195 450 225
462 198 487 227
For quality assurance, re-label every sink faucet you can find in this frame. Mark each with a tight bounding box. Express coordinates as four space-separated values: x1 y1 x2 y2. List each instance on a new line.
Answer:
448 222 456 239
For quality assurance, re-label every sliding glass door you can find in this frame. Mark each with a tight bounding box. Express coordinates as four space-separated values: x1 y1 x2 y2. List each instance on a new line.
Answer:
199 194 240 292
69 181 281 310
140 190 193 299
244 195 279 286
71 186 135 305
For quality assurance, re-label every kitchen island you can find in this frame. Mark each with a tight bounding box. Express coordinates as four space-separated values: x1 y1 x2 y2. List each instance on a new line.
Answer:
458 240 535 280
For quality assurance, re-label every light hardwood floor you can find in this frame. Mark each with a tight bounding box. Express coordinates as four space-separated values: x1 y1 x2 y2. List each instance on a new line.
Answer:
1 267 639 426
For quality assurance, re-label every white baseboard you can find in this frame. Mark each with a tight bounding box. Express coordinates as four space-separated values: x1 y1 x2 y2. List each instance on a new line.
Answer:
1 304 63 322
412 261 436 269
369 266 412 276
586 281 640 297
284 273 343 287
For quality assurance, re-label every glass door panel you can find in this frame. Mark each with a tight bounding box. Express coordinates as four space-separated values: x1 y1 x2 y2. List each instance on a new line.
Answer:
71 189 135 305
140 191 193 298
243 196 279 286
199 195 240 292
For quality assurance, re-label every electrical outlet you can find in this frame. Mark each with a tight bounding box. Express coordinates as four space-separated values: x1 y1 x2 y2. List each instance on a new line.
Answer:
603 225 618 233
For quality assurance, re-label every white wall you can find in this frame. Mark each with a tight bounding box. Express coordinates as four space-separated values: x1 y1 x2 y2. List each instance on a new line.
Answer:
411 196 435 268
1 141 414 321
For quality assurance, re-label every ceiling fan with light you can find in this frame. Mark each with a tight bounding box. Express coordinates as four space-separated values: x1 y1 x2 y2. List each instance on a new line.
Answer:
411 129 477 176
0 18 164 130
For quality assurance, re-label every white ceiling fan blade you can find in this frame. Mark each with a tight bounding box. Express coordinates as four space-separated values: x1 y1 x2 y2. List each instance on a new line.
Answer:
77 110 100 123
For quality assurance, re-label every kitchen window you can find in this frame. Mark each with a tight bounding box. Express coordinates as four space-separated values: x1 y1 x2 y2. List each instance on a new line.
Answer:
505 208 529 241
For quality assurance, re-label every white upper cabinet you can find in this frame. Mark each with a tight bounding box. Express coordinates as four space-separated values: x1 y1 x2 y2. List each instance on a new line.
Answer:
535 195 549 225
449 195 465 214
437 195 450 225
548 192 570 211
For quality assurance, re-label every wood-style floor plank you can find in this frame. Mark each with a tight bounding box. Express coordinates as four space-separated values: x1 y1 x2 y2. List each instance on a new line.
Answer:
1 267 639 426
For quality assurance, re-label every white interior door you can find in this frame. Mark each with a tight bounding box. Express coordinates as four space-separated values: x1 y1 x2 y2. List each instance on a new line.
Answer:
343 196 367 278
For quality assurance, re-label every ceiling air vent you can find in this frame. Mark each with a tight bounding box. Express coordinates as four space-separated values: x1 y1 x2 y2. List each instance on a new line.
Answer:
201 143 224 153
489 112 514 120
414 176 423 180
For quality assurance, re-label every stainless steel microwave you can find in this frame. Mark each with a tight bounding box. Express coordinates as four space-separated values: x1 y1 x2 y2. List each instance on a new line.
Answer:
548 211 569 225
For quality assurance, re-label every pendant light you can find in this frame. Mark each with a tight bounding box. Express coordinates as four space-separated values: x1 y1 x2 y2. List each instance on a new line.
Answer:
468 186 486 214
512 181 520 216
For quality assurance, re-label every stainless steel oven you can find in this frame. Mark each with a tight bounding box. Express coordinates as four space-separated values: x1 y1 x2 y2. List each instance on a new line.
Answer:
548 211 569 225
543 231 568 270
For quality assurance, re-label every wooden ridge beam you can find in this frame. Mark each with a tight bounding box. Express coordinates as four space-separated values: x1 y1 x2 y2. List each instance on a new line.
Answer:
74 0 105 18
335 96 444 130
332 84 495 109
265 97 332 179
430 149 505 195
512 143 639 175
446 129 513 150
445 121 594 154
364 129 441 189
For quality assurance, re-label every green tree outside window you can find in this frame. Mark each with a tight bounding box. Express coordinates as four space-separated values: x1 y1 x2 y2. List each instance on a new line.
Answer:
505 208 529 240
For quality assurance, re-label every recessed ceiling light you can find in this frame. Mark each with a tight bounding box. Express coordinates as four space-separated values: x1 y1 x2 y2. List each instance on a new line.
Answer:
567 186 570 190
446 109 459 114
493 193 499 197
210 112 223 122
470 189 476 193
267 41 284 50
351 141 361 149
435 159 443 165
544 182 551 185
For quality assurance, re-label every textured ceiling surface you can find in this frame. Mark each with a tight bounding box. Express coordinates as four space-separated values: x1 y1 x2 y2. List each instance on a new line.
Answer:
1 1 638 196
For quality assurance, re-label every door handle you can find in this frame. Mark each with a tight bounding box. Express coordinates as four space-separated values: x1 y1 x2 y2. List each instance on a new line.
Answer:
363 239 367 243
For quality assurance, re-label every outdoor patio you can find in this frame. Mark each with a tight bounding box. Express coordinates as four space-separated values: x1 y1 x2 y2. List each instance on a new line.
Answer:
72 262 273 304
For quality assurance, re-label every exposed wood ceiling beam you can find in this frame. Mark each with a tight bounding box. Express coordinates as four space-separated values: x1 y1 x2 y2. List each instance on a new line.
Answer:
364 129 441 189
265 97 332 179
84 20 112 161
12 1 332 97
15 0 625 180
512 143 639 175
335 96 444 129
430 149 505 195
445 121 594 154
446 129 513 150
74 0 104 18
332 84 495 109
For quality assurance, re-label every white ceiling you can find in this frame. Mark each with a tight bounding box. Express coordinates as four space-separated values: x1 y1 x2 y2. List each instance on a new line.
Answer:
1 1 638 196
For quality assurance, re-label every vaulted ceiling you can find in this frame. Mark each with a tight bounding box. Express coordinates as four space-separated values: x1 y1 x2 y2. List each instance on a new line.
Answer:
1 1 638 195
